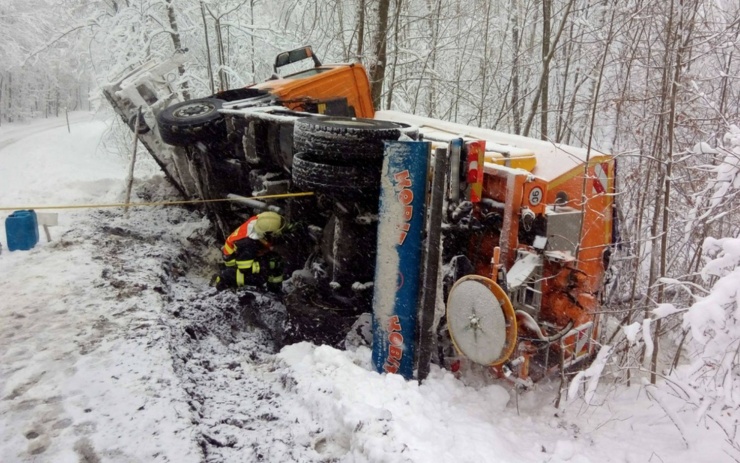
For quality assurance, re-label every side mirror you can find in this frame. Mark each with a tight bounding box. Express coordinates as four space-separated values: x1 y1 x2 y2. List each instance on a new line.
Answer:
274 46 322 73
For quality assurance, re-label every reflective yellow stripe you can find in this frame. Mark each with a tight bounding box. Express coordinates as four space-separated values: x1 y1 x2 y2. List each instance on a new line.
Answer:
236 270 245 287
267 275 283 283
223 242 235 254
236 259 254 270
224 259 236 267
252 262 260 274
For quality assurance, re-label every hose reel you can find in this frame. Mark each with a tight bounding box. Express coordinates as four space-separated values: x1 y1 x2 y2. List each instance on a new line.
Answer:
446 275 518 366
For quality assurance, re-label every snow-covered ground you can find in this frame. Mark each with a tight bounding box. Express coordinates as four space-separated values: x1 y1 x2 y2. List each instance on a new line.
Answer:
0 113 734 462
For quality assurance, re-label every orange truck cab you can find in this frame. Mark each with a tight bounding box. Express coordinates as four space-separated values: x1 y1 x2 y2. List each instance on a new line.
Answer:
214 46 375 119
250 64 375 119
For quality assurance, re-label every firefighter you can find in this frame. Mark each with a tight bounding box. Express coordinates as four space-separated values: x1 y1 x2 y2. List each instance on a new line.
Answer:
211 211 286 293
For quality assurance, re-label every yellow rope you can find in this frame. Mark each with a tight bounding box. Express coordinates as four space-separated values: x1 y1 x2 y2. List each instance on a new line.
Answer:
0 192 314 211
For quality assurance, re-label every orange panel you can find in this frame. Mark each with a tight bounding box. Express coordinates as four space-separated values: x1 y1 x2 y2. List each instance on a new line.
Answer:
252 64 375 118
544 159 615 294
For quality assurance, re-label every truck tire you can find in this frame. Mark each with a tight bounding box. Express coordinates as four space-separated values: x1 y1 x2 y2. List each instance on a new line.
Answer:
291 152 381 198
293 116 417 163
128 114 150 134
157 98 226 146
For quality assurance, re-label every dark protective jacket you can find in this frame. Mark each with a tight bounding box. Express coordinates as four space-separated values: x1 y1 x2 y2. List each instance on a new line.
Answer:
221 216 283 289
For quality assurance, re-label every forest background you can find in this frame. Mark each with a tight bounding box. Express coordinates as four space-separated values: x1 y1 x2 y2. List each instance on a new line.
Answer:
2 0 740 456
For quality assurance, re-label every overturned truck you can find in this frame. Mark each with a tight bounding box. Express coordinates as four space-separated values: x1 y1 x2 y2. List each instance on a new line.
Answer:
103 47 616 383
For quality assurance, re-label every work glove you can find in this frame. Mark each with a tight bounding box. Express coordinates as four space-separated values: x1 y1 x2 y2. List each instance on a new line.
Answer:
257 253 282 272
274 222 303 244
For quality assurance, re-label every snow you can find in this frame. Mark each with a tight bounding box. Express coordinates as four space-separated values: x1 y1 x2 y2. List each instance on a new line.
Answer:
376 110 610 182
642 318 654 359
652 302 683 319
506 251 541 290
675 232 740 414
372 144 404 327
568 346 613 404
0 113 201 462
0 113 736 462
622 322 641 344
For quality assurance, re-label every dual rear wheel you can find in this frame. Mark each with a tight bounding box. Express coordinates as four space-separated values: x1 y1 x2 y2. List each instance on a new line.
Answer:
291 116 417 200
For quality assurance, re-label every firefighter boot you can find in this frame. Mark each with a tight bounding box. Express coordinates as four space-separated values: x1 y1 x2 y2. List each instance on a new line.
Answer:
266 281 283 294
210 274 226 291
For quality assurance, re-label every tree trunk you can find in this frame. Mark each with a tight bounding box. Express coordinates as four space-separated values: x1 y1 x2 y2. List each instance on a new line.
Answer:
385 0 403 110
510 0 520 134
369 0 391 109
215 17 228 92
250 0 256 77
0 74 4 127
717 26 739 131
425 0 443 117
540 0 551 140
201 2 215 94
522 0 574 137
336 0 348 60
165 0 190 100
555 19 575 143
357 0 366 58
8 73 12 123
653 0 699 385
648 0 677 385
476 0 493 126
449 1 473 123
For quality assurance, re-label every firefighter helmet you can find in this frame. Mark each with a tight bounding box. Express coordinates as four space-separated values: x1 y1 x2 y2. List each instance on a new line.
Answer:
254 212 284 236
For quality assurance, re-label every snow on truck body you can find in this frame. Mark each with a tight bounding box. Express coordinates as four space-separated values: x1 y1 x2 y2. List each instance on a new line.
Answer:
104 47 615 382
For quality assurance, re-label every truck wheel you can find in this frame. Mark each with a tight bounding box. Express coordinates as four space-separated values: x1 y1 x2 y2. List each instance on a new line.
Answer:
128 114 150 134
157 98 226 146
293 116 417 163
291 152 380 198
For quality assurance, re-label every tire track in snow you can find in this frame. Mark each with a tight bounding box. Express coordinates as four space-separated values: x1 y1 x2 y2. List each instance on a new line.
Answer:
0 113 92 153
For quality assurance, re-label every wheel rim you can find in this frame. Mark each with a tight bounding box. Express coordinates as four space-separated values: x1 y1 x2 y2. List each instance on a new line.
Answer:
173 102 216 119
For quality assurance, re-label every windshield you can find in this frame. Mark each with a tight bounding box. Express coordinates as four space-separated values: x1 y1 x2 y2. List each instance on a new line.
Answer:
282 68 329 80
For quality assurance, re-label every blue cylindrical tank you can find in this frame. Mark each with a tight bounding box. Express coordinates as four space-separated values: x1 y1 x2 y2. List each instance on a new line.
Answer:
5 210 39 251
371 141 430 379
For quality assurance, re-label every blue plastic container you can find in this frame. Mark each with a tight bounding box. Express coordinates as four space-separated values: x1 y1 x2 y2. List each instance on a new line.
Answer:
5 210 39 251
